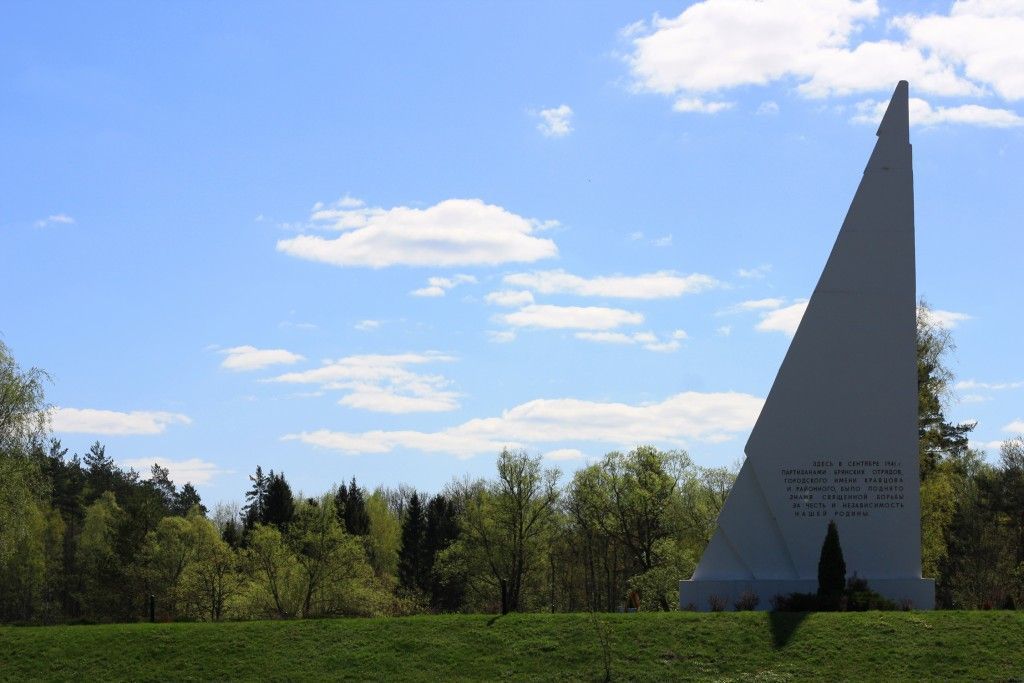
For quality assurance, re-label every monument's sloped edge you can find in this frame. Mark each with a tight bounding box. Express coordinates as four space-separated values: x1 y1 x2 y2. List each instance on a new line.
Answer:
678 578 935 612
693 528 754 580
708 459 799 579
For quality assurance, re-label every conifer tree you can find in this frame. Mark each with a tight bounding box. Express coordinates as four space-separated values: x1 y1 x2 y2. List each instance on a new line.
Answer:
264 471 295 531
340 478 369 536
172 483 205 517
243 466 268 530
398 492 425 591
817 520 847 598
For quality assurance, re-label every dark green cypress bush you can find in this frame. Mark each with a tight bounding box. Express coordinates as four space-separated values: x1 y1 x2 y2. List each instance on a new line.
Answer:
817 520 847 599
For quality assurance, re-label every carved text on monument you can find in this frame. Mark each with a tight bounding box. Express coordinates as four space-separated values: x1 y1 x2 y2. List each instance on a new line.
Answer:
783 460 906 518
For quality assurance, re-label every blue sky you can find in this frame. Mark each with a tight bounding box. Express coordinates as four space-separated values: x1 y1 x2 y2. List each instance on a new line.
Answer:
2 0 1022 505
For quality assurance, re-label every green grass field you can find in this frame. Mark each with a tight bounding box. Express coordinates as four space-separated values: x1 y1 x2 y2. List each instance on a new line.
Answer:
1 611 1022 681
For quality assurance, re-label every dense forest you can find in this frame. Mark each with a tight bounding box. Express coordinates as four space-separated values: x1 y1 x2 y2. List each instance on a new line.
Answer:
1 305 1021 623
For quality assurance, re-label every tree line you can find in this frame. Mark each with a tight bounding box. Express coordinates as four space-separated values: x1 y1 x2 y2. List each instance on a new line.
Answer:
0 304 1021 623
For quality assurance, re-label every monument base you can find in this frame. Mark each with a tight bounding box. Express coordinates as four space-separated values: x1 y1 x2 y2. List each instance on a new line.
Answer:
678 578 935 611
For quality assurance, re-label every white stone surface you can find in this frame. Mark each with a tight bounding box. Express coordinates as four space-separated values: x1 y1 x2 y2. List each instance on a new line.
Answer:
681 82 935 610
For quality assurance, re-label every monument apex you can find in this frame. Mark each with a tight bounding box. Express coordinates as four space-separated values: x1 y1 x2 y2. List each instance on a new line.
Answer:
679 81 935 611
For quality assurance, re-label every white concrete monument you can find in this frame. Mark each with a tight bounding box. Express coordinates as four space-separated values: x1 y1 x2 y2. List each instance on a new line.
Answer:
679 81 935 610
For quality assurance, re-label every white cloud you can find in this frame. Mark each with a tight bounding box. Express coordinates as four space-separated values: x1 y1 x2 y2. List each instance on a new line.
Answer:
50 408 192 435
119 457 228 485
575 332 638 345
536 104 574 137
34 214 75 228
501 304 643 330
625 0 1023 124
278 198 558 268
755 300 809 336
221 345 304 371
957 379 1024 391
283 390 764 458
894 0 1024 101
269 352 459 413
673 97 734 113
1003 420 1024 433
355 319 381 331
628 231 674 247
716 325 732 336
504 269 718 299
853 97 1024 128
411 274 477 297
738 264 772 279
729 298 787 312
544 448 585 461
923 308 972 329
644 340 682 353
969 439 1008 452
574 329 684 352
485 290 535 307
756 101 780 115
487 330 517 344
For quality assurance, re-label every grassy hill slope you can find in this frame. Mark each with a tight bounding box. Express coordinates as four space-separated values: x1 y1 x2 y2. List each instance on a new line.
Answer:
2 611 1022 681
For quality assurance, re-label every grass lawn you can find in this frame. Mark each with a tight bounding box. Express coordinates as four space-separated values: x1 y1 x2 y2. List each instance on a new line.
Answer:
1 611 1022 681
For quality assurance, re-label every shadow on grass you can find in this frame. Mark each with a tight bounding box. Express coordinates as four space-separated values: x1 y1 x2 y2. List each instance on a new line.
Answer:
768 612 809 648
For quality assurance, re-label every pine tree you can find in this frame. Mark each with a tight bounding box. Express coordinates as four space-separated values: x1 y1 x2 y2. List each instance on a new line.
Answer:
243 466 268 530
424 494 462 609
342 478 370 536
149 463 176 510
172 483 206 517
264 471 295 530
817 520 847 598
398 492 425 591
918 302 975 479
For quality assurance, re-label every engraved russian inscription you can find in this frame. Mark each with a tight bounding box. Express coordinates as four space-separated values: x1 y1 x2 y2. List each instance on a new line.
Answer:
782 459 905 518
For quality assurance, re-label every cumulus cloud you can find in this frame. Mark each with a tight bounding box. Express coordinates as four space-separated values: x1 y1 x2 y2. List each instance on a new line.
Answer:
50 408 192 435
221 346 305 371
673 98 734 113
269 352 459 413
34 214 76 228
956 380 1024 391
283 390 764 458
503 269 718 299
625 0 1023 126
119 457 229 485
355 319 381 331
278 198 558 268
487 330 517 343
721 298 788 314
738 264 772 279
1004 419 1024 433
544 448 585 461
853 97 1024 127
536 104 574 137
485 290 535 307
755 300 809 336
922 308 972 329
411 274 477 297
628 231 674 247
894 0 1024 101
500 304 643 330
576 329 687 353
